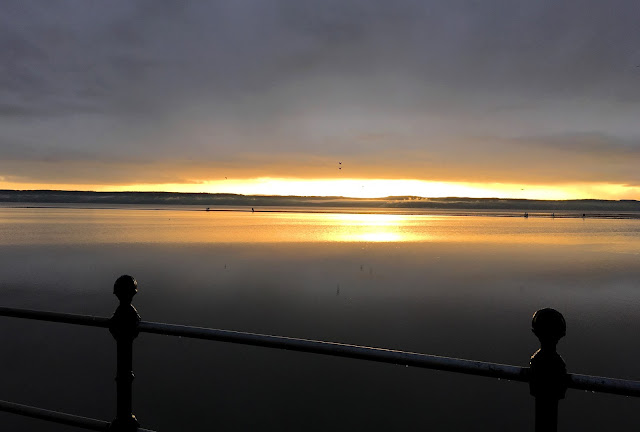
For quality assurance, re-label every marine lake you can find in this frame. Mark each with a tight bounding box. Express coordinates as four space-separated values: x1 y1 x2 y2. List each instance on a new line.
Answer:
1 204 640 431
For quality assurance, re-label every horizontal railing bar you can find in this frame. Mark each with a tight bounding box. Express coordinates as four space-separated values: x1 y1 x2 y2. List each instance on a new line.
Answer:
569 373 640 397
3 399 104 432
0 400 156 432
138 321 529 382
3 306 640 398
0 400 108 431
138 322 640 396
0 307 110 328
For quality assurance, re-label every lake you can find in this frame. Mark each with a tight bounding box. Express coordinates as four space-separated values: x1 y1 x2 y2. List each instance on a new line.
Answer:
1 205 640 431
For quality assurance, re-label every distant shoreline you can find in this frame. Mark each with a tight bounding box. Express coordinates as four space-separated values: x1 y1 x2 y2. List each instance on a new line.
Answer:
2 203 640 219
1 189 640 215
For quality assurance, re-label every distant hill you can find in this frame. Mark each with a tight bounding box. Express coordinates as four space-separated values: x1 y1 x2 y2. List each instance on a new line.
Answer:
1 189 640 212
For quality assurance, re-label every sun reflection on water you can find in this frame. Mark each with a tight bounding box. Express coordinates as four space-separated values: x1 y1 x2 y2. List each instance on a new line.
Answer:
2 207 639 247
324 213 430 242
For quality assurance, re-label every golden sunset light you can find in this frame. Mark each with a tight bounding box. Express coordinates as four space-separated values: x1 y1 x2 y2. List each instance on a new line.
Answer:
3 178 640 201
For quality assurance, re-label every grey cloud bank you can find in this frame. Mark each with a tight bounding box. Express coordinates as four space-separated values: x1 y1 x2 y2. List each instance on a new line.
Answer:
1 0 640 187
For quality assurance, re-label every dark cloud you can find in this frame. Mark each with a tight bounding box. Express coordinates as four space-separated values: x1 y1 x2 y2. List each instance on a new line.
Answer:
1 0 640 188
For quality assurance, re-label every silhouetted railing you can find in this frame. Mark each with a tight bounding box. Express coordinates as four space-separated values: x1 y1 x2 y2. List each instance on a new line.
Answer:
2 275 640 431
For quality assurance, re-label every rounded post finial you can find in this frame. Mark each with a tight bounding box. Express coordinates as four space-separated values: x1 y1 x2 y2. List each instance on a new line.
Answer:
530 308 568 428
532 308 566 348
113 275 137 304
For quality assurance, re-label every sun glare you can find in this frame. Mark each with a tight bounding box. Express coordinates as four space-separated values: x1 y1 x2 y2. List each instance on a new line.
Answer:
171 178 638 200
2 177 639 200
326 213 422 242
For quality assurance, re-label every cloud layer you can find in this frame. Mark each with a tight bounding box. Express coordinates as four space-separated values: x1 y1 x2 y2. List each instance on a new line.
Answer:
2 1 640 189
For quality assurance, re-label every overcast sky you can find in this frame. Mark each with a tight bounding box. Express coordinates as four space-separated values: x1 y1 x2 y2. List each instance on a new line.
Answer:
2 0 640 194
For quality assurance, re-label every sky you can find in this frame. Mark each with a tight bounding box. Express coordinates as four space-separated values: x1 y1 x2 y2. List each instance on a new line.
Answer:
1 0 640 199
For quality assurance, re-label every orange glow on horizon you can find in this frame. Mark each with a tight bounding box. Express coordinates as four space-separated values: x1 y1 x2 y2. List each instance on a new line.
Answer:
1 177 639 200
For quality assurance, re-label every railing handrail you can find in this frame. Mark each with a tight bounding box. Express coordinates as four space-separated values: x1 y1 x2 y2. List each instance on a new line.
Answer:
0 400 155 432
138 320 528 381
0 306 110 327
2 305 640 397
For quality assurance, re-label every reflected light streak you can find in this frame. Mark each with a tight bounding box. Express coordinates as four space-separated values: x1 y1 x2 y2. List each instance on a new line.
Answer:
350 232 404 242
324 213 426 242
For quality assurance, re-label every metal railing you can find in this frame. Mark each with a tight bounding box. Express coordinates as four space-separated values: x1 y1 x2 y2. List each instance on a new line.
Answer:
1 275 640 431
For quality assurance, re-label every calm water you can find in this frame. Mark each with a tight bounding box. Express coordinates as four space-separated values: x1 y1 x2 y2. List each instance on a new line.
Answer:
1 205 640 431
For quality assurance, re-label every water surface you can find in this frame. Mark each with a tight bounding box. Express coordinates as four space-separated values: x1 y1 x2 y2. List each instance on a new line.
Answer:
1 206 639 431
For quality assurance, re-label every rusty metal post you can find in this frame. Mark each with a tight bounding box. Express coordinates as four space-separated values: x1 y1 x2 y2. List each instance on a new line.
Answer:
529 308 567 432
109 275 141 432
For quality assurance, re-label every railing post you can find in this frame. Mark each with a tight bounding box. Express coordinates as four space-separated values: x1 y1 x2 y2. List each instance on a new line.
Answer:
529 308 567 432
108 275 141 432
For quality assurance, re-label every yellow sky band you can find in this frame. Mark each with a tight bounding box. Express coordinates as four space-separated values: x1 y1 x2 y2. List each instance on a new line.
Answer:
2 178 639 201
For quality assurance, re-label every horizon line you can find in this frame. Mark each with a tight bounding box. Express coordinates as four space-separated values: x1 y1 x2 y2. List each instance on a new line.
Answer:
1 189 638 203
